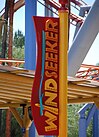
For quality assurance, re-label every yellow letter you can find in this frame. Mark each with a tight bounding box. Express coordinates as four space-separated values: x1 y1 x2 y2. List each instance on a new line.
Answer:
45 71 58 79
45 92 57 107
45 79 57 92
45 19 58 33
46 52 58 63
45 111 57 132
45 61 57 72
46 32 58 42
46 41 58 53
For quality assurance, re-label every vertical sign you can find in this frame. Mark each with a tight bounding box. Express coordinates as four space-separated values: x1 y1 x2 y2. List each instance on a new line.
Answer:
31 16 59 136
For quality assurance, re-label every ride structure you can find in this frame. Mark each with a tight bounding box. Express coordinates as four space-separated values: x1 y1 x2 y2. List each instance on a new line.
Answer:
0 0 99 137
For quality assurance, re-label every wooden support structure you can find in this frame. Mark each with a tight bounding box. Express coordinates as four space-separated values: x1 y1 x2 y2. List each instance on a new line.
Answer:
10 107 23 127
6 109 11 137
10 106 32 137
1 66 99 136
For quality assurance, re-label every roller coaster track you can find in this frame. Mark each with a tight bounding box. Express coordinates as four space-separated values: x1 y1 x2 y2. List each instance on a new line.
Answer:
71 0 87 6
0 0 24 19
76 64 99 82
39 0 85 25
0 0 86 25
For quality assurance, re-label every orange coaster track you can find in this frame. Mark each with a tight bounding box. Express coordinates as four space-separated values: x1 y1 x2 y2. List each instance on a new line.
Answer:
76 64 99 82
0 0 86 25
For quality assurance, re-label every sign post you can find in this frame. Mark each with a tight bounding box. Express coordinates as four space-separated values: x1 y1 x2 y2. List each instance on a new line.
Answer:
58 0 68 137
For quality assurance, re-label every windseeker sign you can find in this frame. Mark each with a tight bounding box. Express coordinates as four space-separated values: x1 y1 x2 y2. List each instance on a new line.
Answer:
31 16 59 136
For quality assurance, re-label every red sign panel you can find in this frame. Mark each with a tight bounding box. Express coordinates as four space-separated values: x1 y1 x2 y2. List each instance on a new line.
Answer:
31 16 59 136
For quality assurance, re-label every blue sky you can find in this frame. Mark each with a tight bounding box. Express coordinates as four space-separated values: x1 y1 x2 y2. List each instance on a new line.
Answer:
0 0 99 65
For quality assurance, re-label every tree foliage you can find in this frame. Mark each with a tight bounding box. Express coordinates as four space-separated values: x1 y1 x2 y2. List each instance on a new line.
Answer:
13 30 24 60
13 30 25 49
12 30 24 67
68 104 83 137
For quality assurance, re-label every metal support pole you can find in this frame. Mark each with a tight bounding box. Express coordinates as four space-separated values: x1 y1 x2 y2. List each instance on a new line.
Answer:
25 1 37 135
29 122 35 137
74 5 91 39
78 104 97 137
1 0 9 59
78 104 91 137
8 0 14 66
25 0 37 70
79 114 86 137
93 109 99 137
58 0 68 137
68 0 99 77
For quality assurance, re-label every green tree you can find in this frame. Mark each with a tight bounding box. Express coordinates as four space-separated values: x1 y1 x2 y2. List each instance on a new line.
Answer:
13 47 24 60
68 104 83 137
12 30 25 67
13 30 25 49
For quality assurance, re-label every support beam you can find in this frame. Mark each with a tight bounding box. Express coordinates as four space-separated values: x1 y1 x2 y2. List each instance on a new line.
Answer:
79 115 86 137
93 109 99 137
6 109 11 137
86 105 96 128
10 107 32 137
78 104 98 137
29 122 36 137
8 0 14 66
1 0 9 59
68 97 99 104
23 107 32 137
25 1 37 136
68 0 99 76
78 104 91 137
0 102 30 109
10 107 23 127
25 0 37 70
73 5 91 39
24 107 32 129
